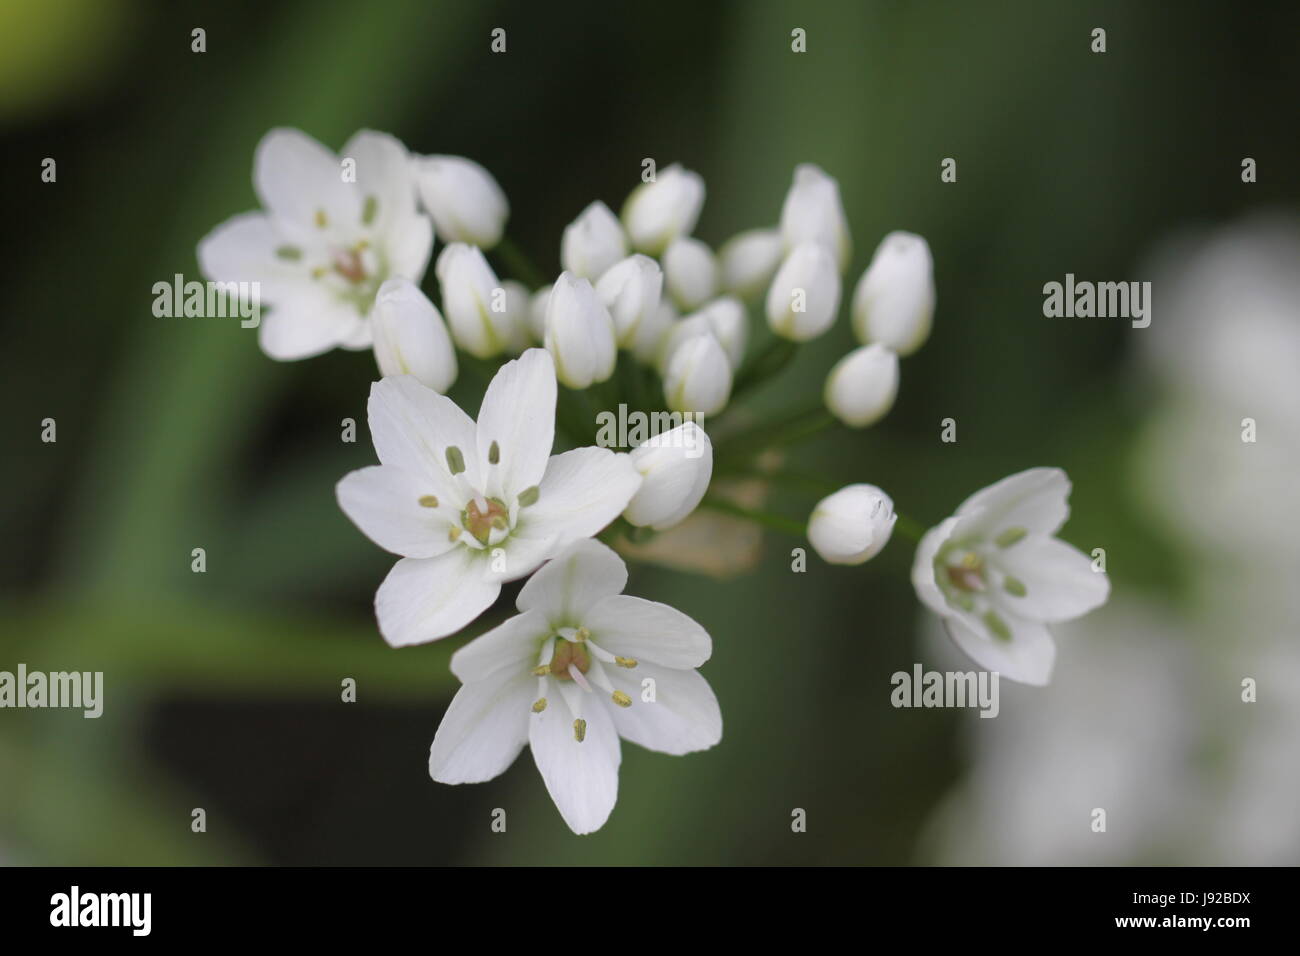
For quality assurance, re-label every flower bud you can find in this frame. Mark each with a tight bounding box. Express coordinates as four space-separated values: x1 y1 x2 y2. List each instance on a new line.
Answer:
719 228 783 301
663 236 719 311
623 422 714 530
371 278 458 393
765 241 841 341
663 331 732 416
851 231 935 356
807 484 896 565
631 299 676 367
621 163 705 255
779 163 852 272
561 201 627 280
543 271 617 388
413 155 508 249
526 285 552 343
594 254 663 347
436 243 512 358
499 279 534 354
824 343 899 427
671 297 747 370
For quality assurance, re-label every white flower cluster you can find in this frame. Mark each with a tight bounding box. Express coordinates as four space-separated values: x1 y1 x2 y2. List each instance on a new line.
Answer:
197 128 1109 833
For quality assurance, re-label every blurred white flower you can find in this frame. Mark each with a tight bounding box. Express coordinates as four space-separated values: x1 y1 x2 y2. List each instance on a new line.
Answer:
719 227 784 301
413 154 508 249
766 241 841 341
594 254 663 348
911 467 1110 686
624 422 714 530
198 128 433 360
336 349 641 646
808 484 896 565
779 163 851 272
543 271 617 388
527 283 552 342
663 332 732 416
561 201 627 280
621 163 705 255
429 538 721 835
662 237 720 311
851 231 934 356
370 278 457 393
630 298 676 367
824 343 899 427
435 242 513 359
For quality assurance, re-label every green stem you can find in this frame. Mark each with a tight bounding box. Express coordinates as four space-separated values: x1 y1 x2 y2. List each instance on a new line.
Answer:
893 512 927 543
731 337 797 400
716 405 836 465
494 236 549 289
700 496 806 538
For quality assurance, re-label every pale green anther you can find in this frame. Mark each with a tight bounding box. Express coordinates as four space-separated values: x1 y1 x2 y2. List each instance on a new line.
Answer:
955 592 976 612
445 446 466 475
995 527 1027 548
314 209 328 229
362 194 378 226
517 486 539 507
1003 576 1027 597
275 245 302 261
488 440 500 465
983 610 1012 642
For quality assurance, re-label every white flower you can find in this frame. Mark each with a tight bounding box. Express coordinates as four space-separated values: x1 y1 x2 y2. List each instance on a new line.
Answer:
429 538 722 834
851 231 934 356
412 154 508 249
594 254 663 348
620 163 705 255
719 227 784 301
336 349 642 646
779 163 852 272
527 283 552 342
561 201 627 280
807 484 896 565
663 332 732 415
662 236 719 311
911 467 1111 686
662 297 748 372
198 128 433 361
765 241 841 341
824 343 899 427
370 278 457 393
435 242 513 359
624 422 714 530
543 271 617 389
498 279 534 354
630 299 676 367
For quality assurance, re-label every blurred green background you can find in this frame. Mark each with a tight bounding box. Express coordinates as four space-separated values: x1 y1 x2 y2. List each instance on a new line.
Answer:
2 0 1297 865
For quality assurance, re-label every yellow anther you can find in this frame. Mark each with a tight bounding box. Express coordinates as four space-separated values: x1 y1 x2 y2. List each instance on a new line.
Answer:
573 719 587 743
448 526 462 542
532 664 550 676
418 495 439 508
314 209 328 228
574 626 590 642
614 657 638 668
311 266 327 279
532 698 547 713
611 690 632 708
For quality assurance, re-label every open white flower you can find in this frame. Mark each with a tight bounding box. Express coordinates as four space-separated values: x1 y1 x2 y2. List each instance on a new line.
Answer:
429 538 722 834
412 154 508 249
370 278 457 393
198 128 433 361
337 349 642 646
911 467 1110 685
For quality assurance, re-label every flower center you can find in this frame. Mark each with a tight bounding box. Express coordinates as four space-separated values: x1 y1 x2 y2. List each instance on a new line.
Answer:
945 551 986 592
462 497 509 545
549 638 591 680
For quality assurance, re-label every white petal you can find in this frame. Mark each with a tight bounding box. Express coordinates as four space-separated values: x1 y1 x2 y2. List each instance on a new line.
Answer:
375 548 501 647
429 670 533 784
994 535 1110 622
529 694 621 834
475 348 556 499
367 375 481 500
196 211 302 300
516 538 628 624
254 128 358 231
487 532 562 584
584 594 711 668
955 467 1071 537
910 515 961 617
609 664 722 755
450 609 551 683
342 129 418 233
385 212 434 285
514 447 643 545
258 288 362 360
942 613 1056 686
336 464 457 558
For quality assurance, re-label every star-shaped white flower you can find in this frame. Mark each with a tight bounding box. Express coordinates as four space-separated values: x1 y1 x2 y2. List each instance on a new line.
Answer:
337 348 642 646
430 538 722 834
911 467 1110 685
198 128 433 361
